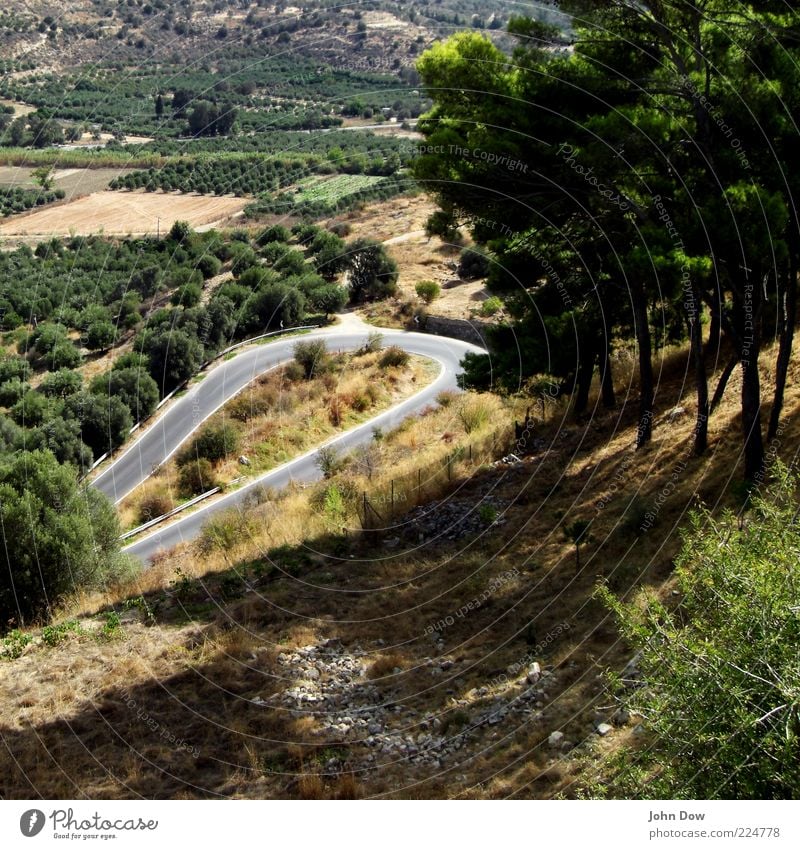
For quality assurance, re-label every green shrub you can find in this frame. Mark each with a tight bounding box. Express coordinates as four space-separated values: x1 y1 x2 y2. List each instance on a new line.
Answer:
41 620 82 647
479 296 503 317
256 224 291 246
598 463 800 799
178 457 219 496
1 629 32 659
425 209 460 242
415 280 441 303
294 339 329 379
197 509 249 554
0 450 131 627
178 422 239 466
358 331 383 355
171 281 203 308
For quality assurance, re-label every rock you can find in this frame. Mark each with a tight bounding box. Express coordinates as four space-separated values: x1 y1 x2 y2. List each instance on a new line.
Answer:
238 455 250 466
548 731 565 747
251 697 268 706
384 537 401 548
596 723 614 736
305 667 321 680
612 709 630 726
526 662 541 684
666 406 686 422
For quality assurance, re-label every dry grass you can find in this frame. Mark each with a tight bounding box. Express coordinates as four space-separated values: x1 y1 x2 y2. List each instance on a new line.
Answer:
0 189 246 239
4 330 800 799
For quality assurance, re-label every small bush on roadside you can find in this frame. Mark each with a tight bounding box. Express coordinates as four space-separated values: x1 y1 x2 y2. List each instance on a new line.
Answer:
229 393 271 422
178 422 239 465
178 458 219 496
458 395 493 433
378 346 409 369
436 390 459 407
138 493 174 524
197 509 250 554
283 360 305 382
358 331 383 355
294 339 329 379
316 445 344 478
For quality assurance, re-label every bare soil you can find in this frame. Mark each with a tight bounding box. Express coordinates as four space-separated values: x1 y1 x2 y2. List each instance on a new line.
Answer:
0 189 247 239
329 194 493 321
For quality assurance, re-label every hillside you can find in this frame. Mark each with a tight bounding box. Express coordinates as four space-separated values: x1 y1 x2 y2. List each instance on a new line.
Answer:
0 1 517 72
0 318 790 798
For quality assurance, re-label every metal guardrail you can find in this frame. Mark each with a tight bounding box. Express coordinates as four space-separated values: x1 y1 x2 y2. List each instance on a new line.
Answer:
83 325 320 482
120 476 246 541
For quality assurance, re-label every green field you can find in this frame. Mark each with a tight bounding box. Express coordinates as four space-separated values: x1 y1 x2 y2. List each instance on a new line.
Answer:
292 174 387 204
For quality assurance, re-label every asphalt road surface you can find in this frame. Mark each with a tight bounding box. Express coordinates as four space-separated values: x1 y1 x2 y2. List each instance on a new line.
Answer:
90 316 486 563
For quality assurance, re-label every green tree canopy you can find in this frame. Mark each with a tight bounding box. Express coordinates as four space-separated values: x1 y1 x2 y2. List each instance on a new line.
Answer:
0 450 131 627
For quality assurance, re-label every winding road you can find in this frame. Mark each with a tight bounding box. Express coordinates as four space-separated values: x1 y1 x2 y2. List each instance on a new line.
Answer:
91 314 485 563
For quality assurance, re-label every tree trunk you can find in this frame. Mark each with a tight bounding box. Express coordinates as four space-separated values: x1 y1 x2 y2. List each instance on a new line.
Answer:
710 351 738 412
633 284 654 447
689 287 708 455
573 336 596 416
599 338 616 408
707 283 723 363
767 228 798 442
